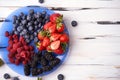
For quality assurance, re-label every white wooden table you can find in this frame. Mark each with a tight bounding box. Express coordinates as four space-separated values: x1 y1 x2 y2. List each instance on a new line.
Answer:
0 0 120 80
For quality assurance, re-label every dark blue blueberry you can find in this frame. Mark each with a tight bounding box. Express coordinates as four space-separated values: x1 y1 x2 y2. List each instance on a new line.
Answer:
34 25 38 30
27 15 32 21
13 77 19 80
22 15 26 20
34 13 37 18
38 23 41 28
15 20 20 24
28 22 32 26
28 26 33 31
26 39 30 43
20 32 23 36
20 12 24 17
39 0 44 3
30 35 34 40
34 37 39 43
37 18 42 23
34 21 39 25
23 29 28 34
36 12 42 18
34 32 37 36
71 21 78 27
13 20 16 24
42 11 46 15
42 19 46 24
13 27 16 31
3 73 11 79
24 34 29 39
13 15 17 20
22 20 27 25
17 16 22 20
45 15 49 20
57 74 64 80
29 9 34 15
17 27 22 32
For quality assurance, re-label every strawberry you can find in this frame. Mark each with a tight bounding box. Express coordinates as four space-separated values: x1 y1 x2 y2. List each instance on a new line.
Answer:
60 33 69 43
42 37 50 47
5 31 10 37
36 42 45 51
54 46 64 55
56 23 65 32
50 40 60 50
46 46 52 52
50 13 63 23
38 30 46 40
43 22 52 30
48 23 56 33
50 33 61 41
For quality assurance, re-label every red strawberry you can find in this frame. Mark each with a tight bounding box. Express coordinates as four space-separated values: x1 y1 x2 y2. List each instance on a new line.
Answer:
38 30 46 40
50 33 61 41
50 13 63 23
36 42 45 51
56 23 65 32
50 40 60 50
42 37 50 47
43 22 52 30
5 31 10 37
48 23 56 33
54 46 64 55
60 33 69 43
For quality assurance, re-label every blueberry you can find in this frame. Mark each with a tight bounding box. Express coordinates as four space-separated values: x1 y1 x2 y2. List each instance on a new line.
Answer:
71 21 78 27
24 34 29 39
17 16 22 20
26 39 30 43
30 35 34 40
3 73 11 79
28 22 32 26
39 0 44 3
37 12 42 18
22 15 26 20
16 20 20 24
38 23 41 28
23 29 28 34
20 12 24 17
34 26 38 30
27 15 32 21
34 21 39 25
13 15 17 20
34 32 37 36
45 15 49 20
13 77 19 80
13 27 16 31
14 31 19 35
22 20 27 25
29 9 34 15
37 18 42 23
57 74 64 80
34 37 39 43
17 27 22 32
28 26 33 31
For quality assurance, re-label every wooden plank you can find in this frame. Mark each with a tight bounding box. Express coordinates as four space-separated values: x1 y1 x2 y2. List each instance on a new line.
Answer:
0 63 120 80
0 0 120 8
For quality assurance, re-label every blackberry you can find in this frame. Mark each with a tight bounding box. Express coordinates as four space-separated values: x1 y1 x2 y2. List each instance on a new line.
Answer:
71 21 77 27
39 0 44 4
24 64 31 76
38 51 42 57
44 52 55 61
3 73 11 79
49 58 61 68
37 68 43 74
31 60 38 68
42 66 52 72
40 56 48 66
57 74 64 80
32 68 39 76
33 53 40 62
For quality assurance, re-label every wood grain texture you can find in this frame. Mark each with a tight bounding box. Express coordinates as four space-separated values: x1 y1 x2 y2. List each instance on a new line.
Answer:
0 0 120 80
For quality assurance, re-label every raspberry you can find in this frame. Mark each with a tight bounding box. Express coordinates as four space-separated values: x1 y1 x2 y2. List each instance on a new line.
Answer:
15 53 21 60
24 45 29 51
15 59 20 65
12 34 18 39
8 35 13 40
14 39 19 43
9 58 15 63
8 40 13 45
20 36 24 42
17 47 22 53
10 49 16 54
5 31 10 37
20 51 26 58
22 60 28 65
29 46 34 51
8 53 14 58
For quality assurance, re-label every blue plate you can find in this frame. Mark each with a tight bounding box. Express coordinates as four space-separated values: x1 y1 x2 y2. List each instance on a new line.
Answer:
0 6 69 76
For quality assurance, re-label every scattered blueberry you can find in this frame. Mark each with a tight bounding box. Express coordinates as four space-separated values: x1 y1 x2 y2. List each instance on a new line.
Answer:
71 20 78 27
39 0 44 4
29 9 34 15
3 73 11 79
57 74 64 80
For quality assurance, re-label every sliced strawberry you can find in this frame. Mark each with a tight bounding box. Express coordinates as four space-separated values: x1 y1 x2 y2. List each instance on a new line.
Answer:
50 33 61 41
50 40 60 50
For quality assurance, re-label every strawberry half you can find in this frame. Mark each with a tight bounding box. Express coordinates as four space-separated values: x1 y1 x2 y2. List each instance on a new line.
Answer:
50 40 60 50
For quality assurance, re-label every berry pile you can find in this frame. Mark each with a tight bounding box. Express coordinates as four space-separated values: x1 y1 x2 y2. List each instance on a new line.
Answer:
24 51 61 76
37 13 69 55
12 9 49 44
5 31 34 65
